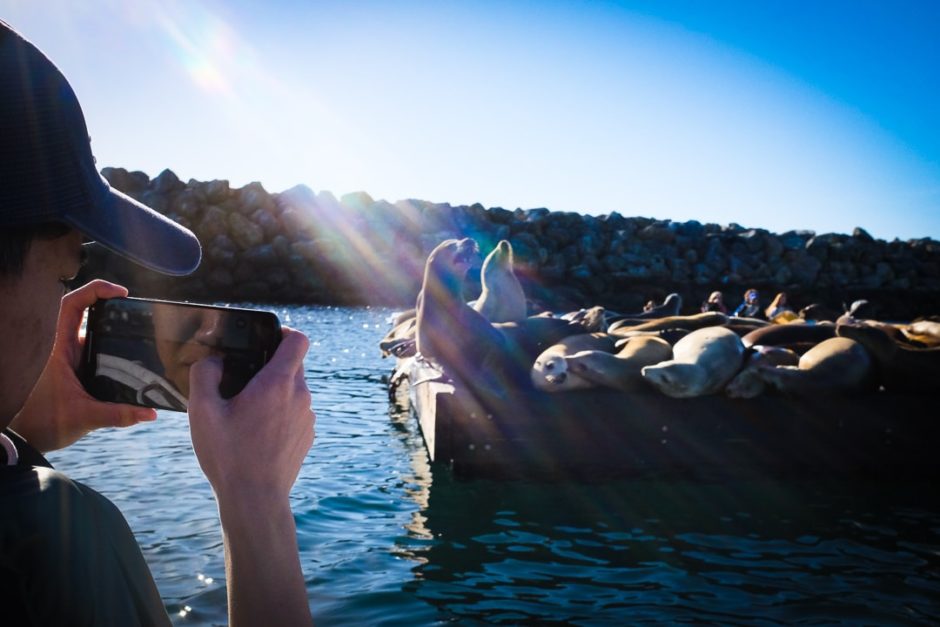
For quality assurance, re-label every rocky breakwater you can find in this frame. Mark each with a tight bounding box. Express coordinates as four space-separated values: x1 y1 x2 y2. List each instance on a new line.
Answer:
81 167 940 320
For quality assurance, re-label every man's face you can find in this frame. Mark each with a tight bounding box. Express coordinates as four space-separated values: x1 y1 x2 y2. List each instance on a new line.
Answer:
0 229 84 421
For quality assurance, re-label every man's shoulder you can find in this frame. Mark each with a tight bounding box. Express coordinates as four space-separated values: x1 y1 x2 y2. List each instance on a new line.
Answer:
0 465 168 626
0 464 123 532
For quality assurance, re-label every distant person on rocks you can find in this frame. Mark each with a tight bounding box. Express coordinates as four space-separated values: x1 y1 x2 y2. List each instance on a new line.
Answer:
0 21 315 626
701 290 728 314
732 288 762 319
765 292 796 322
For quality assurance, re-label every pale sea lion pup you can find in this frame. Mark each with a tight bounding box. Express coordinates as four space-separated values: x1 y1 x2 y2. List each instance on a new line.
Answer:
565 336 674 392
757 337 874 395
473 240 527 323
531 333 617 391
641 326 746 398
725 345 800 399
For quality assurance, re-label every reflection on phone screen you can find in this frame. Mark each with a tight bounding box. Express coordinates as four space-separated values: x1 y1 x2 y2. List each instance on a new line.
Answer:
86 300 277 411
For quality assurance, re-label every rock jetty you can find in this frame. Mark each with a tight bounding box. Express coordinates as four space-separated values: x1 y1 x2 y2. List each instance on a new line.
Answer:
80 167 940 320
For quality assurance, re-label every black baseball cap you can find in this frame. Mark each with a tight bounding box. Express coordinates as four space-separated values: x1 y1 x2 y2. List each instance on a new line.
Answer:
0 20 201 276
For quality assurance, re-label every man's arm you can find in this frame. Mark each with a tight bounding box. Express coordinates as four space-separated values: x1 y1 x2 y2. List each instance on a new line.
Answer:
188 328 315 627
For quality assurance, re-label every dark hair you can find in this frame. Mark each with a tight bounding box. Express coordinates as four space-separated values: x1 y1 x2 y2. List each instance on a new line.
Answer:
0 222 71 278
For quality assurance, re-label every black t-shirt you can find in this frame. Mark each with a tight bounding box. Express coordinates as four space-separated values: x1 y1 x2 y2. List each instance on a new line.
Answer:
0 429 169 626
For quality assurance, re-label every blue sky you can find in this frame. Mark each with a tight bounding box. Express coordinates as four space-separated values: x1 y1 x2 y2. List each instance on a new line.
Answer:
4 0 938 240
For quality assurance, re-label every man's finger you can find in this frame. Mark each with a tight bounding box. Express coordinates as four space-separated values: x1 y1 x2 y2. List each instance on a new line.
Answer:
58 280 128 337
77 398 157 429
252 327 310 385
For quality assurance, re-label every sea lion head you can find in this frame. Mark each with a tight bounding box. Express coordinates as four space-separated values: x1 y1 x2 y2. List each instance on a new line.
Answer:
725 368 766 398
532 353 593 391
662 293 682 314
641 362 706 398
422 238 479 299
482 240 514 275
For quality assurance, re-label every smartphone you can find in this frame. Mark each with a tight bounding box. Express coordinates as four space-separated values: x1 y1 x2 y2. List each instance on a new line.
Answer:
80 297 282 412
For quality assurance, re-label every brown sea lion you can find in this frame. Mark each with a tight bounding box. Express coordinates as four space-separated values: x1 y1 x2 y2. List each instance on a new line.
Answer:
725 345 801 399
472 240 527 323
608 293 683 323
609 311 728 336
415 238 505 382
565 336 674 392
756 337 874 396
903 320 940 347
836 323 940 393
495 317 596 366
379 315 417 358
561 306 609 333
741 322 836 350
799 303 840 322
614 327 691 350
641 326 746 398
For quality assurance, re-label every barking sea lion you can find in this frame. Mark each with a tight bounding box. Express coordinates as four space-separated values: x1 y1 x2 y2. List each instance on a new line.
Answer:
415 238 504 383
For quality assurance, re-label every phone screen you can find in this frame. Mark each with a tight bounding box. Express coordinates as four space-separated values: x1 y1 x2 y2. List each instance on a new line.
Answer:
81 298 282 411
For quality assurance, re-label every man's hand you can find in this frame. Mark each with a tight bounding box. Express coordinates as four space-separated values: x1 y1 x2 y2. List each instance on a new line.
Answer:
188 326 315 627
10 280 156 452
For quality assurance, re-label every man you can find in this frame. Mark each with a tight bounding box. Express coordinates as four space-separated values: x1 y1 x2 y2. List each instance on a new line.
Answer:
0 20 315 626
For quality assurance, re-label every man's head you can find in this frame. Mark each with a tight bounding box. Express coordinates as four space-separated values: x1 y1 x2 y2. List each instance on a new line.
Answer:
0 20 201 275
0 21 201 420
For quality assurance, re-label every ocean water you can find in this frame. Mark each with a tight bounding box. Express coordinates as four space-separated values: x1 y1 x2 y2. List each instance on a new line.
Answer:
51 305 940 626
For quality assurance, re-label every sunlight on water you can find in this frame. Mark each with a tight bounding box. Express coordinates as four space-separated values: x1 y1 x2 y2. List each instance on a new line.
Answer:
50 306 940 625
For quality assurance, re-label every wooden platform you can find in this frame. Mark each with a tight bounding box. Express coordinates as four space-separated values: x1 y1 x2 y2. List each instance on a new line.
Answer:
400 358 939 480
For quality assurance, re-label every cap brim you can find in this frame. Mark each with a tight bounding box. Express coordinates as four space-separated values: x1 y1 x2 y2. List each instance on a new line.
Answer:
63 175 202 276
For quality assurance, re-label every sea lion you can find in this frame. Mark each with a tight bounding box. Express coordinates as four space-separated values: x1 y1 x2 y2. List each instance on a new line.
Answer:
560 306 608 332
565 336 674 392
609 311 728 336
608 293 683 323
495 316 598 367
756 337 874 396
473 240 528 323
614 327 690 350
415 238 505 382
725 345 800 399
379 315 417 358
530 333 619 391
741 322 836 351
799 303 840 323
903 320 940 347
836 323 940 393
641 326 746 398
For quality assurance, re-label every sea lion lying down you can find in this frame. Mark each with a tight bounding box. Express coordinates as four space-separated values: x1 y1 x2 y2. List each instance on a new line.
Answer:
756 337 874 396
641 326 746 398
532 335 672 392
